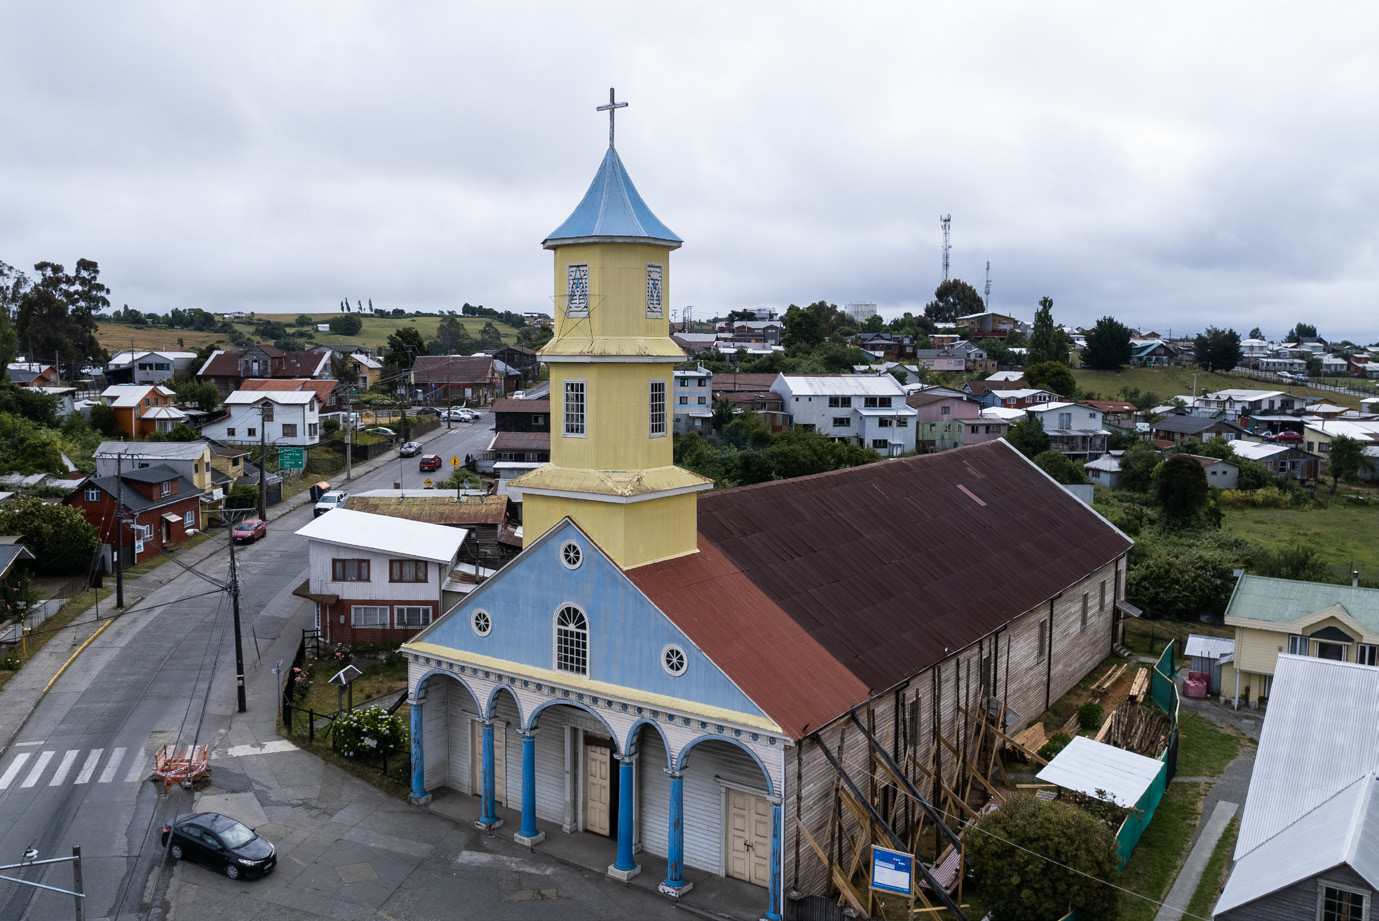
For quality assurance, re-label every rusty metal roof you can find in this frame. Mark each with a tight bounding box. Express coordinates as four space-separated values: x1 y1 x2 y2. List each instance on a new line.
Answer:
627 439 1131 739
710 373 780 393
492 398 551 414
490 432 550 452
344 494 508 526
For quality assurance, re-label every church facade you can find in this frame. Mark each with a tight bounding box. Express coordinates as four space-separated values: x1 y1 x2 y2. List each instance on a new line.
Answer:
404 120 1132 919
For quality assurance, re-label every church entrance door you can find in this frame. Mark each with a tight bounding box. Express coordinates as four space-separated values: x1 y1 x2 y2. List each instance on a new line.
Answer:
470 720 505 804
583 738 615 836
726 789 771 886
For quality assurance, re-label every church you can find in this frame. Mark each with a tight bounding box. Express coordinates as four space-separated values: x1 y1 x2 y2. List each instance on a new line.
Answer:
403 98 1132 920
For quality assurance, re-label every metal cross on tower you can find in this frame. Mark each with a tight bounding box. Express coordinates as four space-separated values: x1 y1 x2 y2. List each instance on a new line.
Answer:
597 88 628 148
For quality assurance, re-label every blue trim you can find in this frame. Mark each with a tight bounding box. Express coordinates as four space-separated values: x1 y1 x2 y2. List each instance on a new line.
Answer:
527 699 621 752
519 733 538 839
415 667 485 716
675 735 774 796
409 700 426 801
624 718 671 769
663 772 688 890
486 684 524 727
480 720 497 825
766 803 783 920
613 756 637 872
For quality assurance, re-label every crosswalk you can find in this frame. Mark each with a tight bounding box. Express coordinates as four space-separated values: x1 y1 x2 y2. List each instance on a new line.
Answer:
0 745 150 791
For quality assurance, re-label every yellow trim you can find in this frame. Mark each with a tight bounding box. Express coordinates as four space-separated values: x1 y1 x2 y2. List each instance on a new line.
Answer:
404 641 783 734
46 619 113 694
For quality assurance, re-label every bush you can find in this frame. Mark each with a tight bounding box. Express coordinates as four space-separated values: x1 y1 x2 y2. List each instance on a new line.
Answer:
331 706 407 758
1077 701 1104 731
1038 732 1072 761
226 483 259 513
966 792 1120 921
329 314 363 336
89 403 121 437
0 494 99 575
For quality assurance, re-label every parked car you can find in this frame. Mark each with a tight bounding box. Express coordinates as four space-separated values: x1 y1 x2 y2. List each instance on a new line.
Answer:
413 406 441 418
445 408 479 422
313 490 348 517
398 441 423 457
161 812 276 880
232 518 266 542
418 454 443 472
1272 430 1304 443
367 426 397 439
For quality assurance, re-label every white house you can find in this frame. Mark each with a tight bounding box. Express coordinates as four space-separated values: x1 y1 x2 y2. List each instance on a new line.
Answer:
1085 453 1122 489
200 390 321 446
672 367 713 433
772 373 917 455
294 508 470 645
105 349 198 385
1195 389 1299 420
1024 402 1110 460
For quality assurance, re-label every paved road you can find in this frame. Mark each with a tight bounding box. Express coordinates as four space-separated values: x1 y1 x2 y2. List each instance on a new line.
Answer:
0 420 498 920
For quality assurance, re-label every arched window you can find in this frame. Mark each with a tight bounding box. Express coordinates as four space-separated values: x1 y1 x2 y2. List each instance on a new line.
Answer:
555 605 588 676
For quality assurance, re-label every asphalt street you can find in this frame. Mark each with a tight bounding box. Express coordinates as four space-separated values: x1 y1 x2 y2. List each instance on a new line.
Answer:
0 419 506 921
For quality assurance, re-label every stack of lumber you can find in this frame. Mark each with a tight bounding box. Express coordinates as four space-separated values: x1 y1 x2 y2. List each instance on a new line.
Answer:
1091 663 1128 696
1103 705 1170 756
1009 722 1048 761
1127 668 1150 703
1058 712 1081 737
1093 708 1117 743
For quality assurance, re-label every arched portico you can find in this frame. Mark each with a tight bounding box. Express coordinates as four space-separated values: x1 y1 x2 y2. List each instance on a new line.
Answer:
410 669 485 808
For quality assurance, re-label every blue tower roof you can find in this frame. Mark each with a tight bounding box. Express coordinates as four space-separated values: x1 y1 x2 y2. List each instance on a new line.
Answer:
543 148 681 250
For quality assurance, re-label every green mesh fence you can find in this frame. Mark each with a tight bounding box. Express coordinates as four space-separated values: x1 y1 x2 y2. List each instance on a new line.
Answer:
1151 640 1179 720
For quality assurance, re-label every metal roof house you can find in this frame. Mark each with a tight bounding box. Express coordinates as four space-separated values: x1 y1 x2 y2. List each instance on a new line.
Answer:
1213 655 1379 920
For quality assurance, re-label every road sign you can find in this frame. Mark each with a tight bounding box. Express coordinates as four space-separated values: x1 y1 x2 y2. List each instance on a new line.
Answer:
450 456 460 468
424 478 433 488
278 446 305 468
870 846 913 895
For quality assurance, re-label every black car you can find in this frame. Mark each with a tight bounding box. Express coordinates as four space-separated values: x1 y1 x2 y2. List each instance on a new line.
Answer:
161 812 276 879
398 440 423 457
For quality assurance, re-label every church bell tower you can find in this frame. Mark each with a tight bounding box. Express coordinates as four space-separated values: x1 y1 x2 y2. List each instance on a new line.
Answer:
512 91 712 569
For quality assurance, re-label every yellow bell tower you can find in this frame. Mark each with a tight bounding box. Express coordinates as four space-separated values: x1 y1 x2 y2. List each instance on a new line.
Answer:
513 92 712 569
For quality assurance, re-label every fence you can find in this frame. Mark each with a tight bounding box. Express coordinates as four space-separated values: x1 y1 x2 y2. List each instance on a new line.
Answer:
280 702 411 782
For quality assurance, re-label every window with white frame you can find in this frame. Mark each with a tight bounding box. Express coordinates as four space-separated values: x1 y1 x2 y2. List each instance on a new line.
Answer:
351 605 388 627
645 263 663 318
941 405 950 415
649 380 667 437
282 423 298 438
1358 644 1379 667
136 524 153 541
566 263 589 316
678 396 688 405
247 428 256 438
832 417 851 428
864 396 893 408
564 380 586 436
160 481 171 497
1288 634 1309 656
308 422 319 437
395 606 432 628
896 417 908 427
555 605 588 676
184 510 195 528
878 417 893 428
1058 412 1073 429
1318 882 1366 921
828 396 852 408
84 486 101 502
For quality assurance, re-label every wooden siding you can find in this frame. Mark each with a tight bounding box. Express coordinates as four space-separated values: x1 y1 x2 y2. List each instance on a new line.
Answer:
1218 865 1373 921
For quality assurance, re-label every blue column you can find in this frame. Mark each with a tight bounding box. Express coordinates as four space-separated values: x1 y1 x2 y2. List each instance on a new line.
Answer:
408 699 428 804
766 802 783 921
658 770 692 896
608 755 640 879
479 719 499 828
514 731 544 845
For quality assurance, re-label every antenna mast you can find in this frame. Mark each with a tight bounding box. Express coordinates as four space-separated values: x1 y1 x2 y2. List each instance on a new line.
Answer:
940 214 952 282
984 260 992 307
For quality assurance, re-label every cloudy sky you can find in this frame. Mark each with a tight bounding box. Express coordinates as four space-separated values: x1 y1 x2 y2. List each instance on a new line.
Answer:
3 2 1377 341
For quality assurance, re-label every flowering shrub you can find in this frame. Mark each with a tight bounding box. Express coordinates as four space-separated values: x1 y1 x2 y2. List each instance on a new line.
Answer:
291 663 314 700
332 706 407 758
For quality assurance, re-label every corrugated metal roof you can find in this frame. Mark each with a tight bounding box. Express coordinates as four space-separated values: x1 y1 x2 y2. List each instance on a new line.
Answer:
411 356 494 384
1234 655 1379 858
778 375 907 397
1036 736 1163 808
1184 634 1234 660
626 439 1131 738
543 147 681 249
294 509 468 563
492 398 551 414
490 432 551 452
345 494 507 527
1217 771 1379 915
225 390 315 405
1230 441 1290 461
1225 574 1379 632
95 441 208 460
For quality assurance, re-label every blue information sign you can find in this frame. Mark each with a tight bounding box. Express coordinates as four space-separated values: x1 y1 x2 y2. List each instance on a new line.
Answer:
871 845 913 895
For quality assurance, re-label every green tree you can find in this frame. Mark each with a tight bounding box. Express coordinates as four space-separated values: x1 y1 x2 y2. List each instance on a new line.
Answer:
0 494 99 576
711 397 734 431
1024 361 1077 399
1303 353 1322 378
1126 530 1251 618
1007 414 1049 458
1194 327 1242 372
294 313 313 326
1289 322 1318 342
1248 326 1264 340
328 314 363 335
385 327 427 370
922 279 984 324
165 423 199 441
0 382 58 427
1157 453 1209 522
860 314 886 334
174 378 221 413
966 793 1120 921
88 403 120 437
1028 297 1071 366
15 260 109 373
476 321 505 350
1082 316 1134 370
1326 435 1365 494
782 303 823 349
1034 449 1086 484
433 315 476 354
1118 440 1160 492
515 325 553 350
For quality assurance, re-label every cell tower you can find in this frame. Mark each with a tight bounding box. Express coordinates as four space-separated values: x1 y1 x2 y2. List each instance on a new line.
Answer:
984 260 992 307
940 214 952 282
682 305 693 325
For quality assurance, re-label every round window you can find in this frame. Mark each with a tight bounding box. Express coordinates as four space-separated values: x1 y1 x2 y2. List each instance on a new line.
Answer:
472 610 492 637
560 541 583 570
662 644 687 677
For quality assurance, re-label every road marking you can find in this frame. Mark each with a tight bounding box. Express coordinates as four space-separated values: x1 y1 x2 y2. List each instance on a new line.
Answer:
124 750 149 783
220 740 298 758
21 751 54 788
49 750 80 786
99 747 126 784
14 741 40 747
0 754 31 789
74 749 103 785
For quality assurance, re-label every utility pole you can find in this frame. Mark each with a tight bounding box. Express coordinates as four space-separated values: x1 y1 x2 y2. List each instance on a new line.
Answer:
984 260 992 308
114 453 125 609
343 390 353 482
227 516 248 713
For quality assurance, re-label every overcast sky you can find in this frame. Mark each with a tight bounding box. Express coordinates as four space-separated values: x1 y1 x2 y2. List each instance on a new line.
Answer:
3 2 1377 342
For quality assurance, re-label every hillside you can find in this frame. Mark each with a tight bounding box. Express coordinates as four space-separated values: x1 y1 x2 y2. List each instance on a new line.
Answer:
1073 365 1366 410
97 312 520 356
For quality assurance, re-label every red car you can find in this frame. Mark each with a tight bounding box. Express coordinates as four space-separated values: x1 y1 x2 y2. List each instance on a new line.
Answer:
418 454 443 472
1272 431 1304 443
232 519 266 542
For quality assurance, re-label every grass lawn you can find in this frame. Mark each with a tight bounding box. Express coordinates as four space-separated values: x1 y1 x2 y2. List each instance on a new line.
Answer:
293 650 409 718
1224 501 1379 585
1122 617 1232 668
1073 365 1367 410
1185 814 1239 920
1118 781 1206 921
98 312 519 355
1035 652 1133 733
1175 714 1240 777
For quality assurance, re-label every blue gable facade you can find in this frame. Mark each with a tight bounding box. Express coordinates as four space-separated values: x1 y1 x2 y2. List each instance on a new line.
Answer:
410 519 766 721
